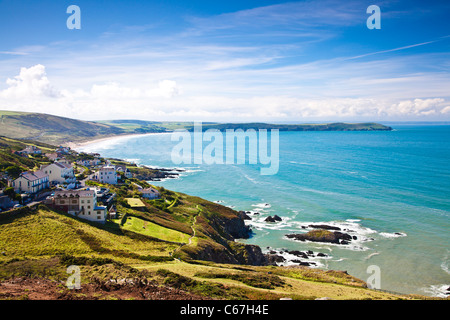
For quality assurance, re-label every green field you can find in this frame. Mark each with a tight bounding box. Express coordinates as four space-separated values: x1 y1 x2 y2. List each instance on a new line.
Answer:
116 215 191 244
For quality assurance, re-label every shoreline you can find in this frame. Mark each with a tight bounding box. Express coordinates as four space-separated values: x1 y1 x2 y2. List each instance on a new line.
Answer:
66 132 172 150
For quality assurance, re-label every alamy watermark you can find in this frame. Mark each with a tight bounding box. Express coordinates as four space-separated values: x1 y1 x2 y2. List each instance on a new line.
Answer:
66 265 81 289
366 265 381 289
170 122 279 175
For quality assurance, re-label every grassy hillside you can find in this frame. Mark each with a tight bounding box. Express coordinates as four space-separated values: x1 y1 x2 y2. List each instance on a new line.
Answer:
100 120 393 133
0 205 426 300
0 111 125 145
0 110 392 145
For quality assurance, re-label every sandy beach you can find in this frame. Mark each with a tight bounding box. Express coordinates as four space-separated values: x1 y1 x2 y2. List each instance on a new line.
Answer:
66 132 172 150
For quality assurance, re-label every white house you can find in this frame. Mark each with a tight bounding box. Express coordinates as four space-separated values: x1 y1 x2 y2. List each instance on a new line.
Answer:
140 187 161 199
95 165 118 185
41 162 75 184
47 189 107 223
11 170 49 194
115 165 133 179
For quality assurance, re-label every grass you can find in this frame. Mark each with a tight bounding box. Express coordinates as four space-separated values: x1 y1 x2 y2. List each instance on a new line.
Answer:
115 215 191 244
0 206 177 266
125 198 146 208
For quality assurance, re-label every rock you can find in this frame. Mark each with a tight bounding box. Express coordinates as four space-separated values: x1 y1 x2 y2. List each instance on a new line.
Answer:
317 253 328 257
266 254 286 265
238 211 252 220
308 224 341 231
307 250 314 255
352 236 357 240
286 229 353 245
264 216 277 223
273 215 282 221
292 260 310 266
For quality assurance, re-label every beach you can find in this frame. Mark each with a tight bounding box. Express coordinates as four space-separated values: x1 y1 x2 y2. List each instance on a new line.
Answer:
66 132 172 150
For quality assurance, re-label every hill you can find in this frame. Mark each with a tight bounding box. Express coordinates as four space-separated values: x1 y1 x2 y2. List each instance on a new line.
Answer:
0 111 125 145
0 110 392 146
0 205 424 300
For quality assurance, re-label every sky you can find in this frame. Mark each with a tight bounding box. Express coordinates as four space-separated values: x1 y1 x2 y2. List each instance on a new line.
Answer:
0 0 449 122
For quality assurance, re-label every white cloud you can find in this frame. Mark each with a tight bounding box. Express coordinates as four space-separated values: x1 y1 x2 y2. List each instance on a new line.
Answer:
0 64 449 122
0 64 61 99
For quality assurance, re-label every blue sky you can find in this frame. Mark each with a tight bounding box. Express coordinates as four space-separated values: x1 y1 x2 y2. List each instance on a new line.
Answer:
0 0 449 121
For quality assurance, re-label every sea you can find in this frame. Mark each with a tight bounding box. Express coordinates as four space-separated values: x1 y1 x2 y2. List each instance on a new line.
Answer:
75 124 450 297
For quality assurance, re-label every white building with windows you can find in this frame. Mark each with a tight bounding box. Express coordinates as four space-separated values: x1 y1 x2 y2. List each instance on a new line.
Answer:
41 162 75 184
11 170 49 194
95 165 118 185
46 188 107 223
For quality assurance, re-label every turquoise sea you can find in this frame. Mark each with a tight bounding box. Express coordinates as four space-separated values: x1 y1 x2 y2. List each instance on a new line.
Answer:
76 124 450 297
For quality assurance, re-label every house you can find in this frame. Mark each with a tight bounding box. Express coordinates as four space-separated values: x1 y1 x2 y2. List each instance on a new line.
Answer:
115 165 133 179
11 170 49 194
46 189 107 223
94 165 118 185
76 158 101 167
56 146 71 155
45 153 60 161
17 145 42 155
108 206 117 219
41 161 75 184
140 187 161 199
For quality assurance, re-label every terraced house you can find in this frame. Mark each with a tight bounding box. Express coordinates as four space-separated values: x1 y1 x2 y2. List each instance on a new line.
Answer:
40 161 76 185
11 170 49 194
45 189 107 223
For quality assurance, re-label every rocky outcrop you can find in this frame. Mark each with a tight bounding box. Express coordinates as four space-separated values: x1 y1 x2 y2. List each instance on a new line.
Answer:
264 215 282 223
286 229 353 245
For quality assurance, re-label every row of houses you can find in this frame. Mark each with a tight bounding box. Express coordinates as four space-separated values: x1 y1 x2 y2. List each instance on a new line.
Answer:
10 161 76 194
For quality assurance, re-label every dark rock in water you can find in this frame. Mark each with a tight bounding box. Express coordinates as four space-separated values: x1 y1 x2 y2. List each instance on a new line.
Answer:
238 211 252 220
265 216 277 223
269 250 277 255
317 253 328 257
307 250 314 255
308 224 341 231
253 212 260 215
292 260 311 266
301 226 307 229
287 250 308 259
266 254 286 265
352 236 357 240
273 215 282 221
447 286 450 292
286 229 352 245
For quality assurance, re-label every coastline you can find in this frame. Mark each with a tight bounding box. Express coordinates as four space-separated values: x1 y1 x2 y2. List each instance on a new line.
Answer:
66 132 172 150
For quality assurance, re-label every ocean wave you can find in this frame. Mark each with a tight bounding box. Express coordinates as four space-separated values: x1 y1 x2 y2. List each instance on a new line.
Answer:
441 250 450 274
422 284 450 298
379 232 407 238
265 248 331 269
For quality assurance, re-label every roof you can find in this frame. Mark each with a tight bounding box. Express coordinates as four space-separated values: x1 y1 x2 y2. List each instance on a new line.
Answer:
20 170 48 181
54 189 95 198
141 187 160 194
